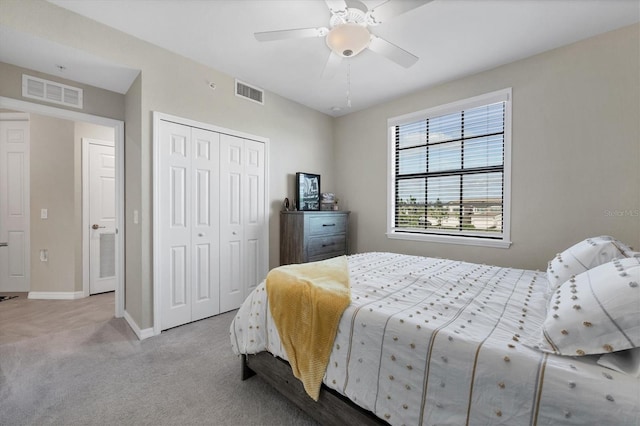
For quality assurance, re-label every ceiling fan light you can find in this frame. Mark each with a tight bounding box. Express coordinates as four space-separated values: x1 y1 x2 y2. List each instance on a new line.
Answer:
326 23 371 58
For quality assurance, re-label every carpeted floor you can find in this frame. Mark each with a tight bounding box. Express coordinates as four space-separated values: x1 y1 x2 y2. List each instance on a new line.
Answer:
0 309 318 425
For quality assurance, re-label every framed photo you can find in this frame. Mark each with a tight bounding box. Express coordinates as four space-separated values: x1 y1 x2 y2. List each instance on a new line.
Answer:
296 172 321 211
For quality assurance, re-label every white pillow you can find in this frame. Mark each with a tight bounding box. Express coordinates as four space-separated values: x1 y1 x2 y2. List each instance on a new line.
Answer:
598 347 640 378
546 236 632 290
541 256 640 356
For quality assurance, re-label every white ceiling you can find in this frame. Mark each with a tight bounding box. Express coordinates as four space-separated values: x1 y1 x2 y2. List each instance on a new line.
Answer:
2 0 639 116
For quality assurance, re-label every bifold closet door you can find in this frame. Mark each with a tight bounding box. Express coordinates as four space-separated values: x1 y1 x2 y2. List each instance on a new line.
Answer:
158 121 220 330
219 134 266 312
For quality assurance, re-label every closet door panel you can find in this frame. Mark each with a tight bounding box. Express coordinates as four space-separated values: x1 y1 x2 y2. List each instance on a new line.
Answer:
170 167 187 227
191 128 220 321
245 238 260 294
243 140 265 295
219 134 245 312
159 121 192 330
170 246 188 306
225 239 243 304
228 173 242 224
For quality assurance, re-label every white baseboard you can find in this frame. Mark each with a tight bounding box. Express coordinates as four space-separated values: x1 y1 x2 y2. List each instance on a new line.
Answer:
124 310 154 340
28 291 84 300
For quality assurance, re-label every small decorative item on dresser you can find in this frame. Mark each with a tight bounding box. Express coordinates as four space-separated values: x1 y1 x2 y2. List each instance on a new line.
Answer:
283 197 290 211
296 172 321 211
320 192 335 211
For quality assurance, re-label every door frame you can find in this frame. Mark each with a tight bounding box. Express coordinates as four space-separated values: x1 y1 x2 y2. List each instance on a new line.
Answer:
0 96 125 318
82 137 116 297
152 111 270 336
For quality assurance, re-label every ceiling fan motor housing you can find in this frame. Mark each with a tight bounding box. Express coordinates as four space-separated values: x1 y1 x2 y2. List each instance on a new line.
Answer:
326 22 371 57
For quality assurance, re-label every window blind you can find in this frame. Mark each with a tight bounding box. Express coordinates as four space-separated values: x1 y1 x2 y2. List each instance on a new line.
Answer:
393 100 506 239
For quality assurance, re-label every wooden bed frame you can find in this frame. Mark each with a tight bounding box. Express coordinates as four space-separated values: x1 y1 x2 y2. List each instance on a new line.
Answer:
242 353 388 425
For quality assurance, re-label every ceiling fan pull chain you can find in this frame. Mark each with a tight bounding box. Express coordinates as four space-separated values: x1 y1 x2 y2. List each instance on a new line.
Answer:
346 62 352 109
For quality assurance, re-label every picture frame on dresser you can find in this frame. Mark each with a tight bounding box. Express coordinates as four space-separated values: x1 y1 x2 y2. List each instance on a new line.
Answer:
295 172 320 211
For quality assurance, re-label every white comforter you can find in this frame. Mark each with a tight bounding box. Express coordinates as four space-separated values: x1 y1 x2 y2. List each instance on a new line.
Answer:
230 252 640 425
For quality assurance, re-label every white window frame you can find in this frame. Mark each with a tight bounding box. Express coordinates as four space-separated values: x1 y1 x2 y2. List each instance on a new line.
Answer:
387 88 512 248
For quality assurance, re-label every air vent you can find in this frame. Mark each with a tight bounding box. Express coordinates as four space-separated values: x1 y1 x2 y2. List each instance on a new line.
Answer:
22 74 83 109
235 79 264 105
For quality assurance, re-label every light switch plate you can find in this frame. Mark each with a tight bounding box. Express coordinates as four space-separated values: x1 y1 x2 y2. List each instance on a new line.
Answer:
41 208 48 219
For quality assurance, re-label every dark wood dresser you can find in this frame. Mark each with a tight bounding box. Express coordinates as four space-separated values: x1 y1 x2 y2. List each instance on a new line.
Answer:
279 211 350 265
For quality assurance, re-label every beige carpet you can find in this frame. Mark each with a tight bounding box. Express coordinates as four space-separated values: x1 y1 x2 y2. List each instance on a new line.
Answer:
0 296 318 425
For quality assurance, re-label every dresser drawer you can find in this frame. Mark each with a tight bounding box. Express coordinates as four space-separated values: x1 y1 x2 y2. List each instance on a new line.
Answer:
308 215 347 236
308 251 345 263
280 211 350 266
307 234 346 258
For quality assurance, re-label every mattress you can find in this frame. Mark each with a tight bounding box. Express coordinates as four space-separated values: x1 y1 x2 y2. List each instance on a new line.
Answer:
230 252 640 425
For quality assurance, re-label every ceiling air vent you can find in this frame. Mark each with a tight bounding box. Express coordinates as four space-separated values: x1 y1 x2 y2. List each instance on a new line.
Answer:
235 79 264 105
22 74 83 109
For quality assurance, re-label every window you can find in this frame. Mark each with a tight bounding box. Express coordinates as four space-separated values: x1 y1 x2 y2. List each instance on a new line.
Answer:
387 89 511 248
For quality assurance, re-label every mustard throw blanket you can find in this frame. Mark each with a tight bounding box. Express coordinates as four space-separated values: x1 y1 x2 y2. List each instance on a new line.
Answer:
266 255 351 401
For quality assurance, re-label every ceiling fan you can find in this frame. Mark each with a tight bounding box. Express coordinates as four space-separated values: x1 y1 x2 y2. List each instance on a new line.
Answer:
254 0 432 78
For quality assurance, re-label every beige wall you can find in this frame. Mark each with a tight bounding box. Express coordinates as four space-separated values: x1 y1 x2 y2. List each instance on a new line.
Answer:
334 23 640 270
124 73 143 326
29 114 75 292
28 114 115 294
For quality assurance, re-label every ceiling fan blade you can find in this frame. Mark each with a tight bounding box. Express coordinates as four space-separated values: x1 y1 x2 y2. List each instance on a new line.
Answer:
254 27 328 42
325 0 348 14
321 51 343 79
369 0 433 24
368 35 418 68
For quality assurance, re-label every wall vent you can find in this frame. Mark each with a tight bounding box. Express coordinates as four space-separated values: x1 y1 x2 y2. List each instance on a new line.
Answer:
22 74 83 109
235 79 264 105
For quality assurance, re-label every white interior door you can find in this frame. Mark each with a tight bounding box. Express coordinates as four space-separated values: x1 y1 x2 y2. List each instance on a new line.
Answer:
88 140 116 295
0 117 30 292
158 121 220 330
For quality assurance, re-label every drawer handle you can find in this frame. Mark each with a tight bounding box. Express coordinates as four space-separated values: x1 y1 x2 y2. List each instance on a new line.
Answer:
322 242 336 247
322 223 336 227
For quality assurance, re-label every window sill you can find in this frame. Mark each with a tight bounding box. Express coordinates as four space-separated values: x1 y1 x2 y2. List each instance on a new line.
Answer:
387 231 512 249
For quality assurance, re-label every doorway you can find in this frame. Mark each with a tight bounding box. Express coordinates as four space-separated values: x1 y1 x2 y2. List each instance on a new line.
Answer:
0 96 125 318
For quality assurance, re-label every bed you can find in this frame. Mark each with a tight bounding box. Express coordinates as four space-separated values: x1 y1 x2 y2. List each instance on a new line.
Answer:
230 237 640 425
